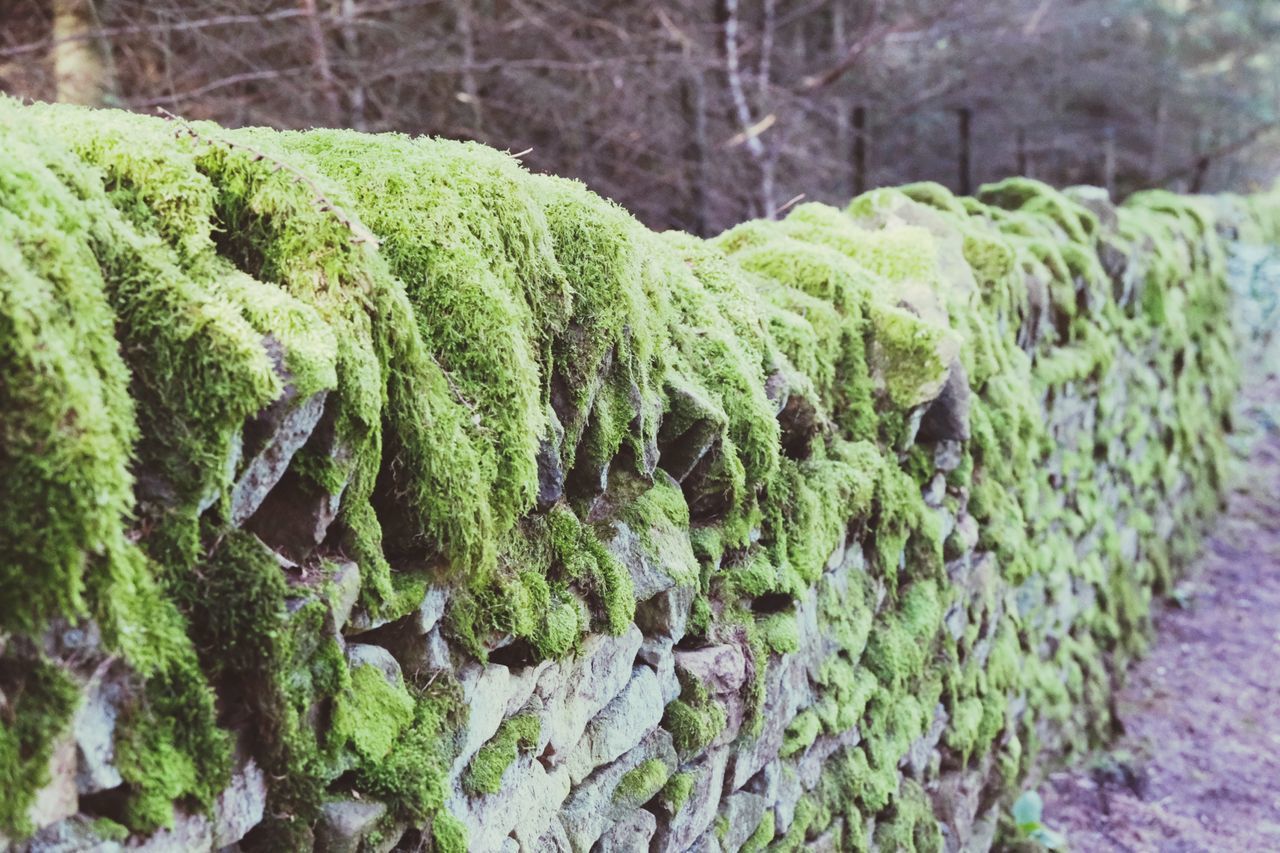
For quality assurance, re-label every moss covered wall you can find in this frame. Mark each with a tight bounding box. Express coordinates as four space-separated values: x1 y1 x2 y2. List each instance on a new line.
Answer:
1 100 1276 853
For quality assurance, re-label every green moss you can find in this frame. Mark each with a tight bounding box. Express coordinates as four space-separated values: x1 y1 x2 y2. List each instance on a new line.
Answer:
432 810 469 853
741 810 776 852
662 674 728 757
780 709 821 757
659 770 696 814
613 758 670 806
463 713 541 796
0 657 79 836
0 97 1262 847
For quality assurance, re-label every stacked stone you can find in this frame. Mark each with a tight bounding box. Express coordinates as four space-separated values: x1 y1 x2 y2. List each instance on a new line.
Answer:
2 99 1277 853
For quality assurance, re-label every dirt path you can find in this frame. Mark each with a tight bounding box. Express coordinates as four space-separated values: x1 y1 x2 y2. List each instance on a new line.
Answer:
1036 389 1280 852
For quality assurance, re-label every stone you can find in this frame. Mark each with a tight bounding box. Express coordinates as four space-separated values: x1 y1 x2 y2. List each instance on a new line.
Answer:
528 817 573 853
74 665 125 795
22 815 123 853
797 727 860 789
634 581 695 644
904 704 948 780
536 406 567 511
672 644 746 697
934 440 963 473
345 643 404 687
423 627 453 673
229 345 329 526
313 798 387 853
716 790 766 852
593 808 657 853
501 837 521 853
656 381 723 484
601 521 675 603
649 747 727 853
325 561 362 631
538 625 643 766
245 466 344 563
559 729 677 853
772 763 803 834
637 638 680 705
127 811 212 852
414 586 450 635
923 473 947 508
918 359 972 443
213 757 267 848
566 666 665 785
454 660 551 774
27 735 77 833
727 652 810 790
450 755 571 852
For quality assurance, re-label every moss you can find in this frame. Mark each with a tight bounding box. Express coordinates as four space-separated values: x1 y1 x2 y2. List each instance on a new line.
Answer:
463 713 541 796
741 810 776 852
613 758 670 806
659 770 696 814
431 810 468 853
0 657 79 837
0 97 1261 847
780 709 821 757
334 664 416 764
662 674 728 757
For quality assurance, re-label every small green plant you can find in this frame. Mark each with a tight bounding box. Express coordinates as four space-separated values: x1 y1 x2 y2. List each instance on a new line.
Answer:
1011 791 1067 850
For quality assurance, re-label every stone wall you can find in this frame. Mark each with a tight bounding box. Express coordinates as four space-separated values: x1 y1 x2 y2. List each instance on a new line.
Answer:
1 100 1277 853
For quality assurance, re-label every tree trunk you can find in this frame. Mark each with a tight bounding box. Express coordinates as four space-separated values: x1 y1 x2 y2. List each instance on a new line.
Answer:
51 0 114 106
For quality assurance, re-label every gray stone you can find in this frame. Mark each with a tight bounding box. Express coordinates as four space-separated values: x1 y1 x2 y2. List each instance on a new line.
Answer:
717 790 767 852
454 660 551 775
502 837 521 853
325 561 362 631
727 652 810 790
538 625 643 767
567 666 665 785
923 473 947 508
528 817 573 853
537 406 567 511
245 466 344 563
673 644 746 697
230 366 329 526
560 729 677 853
797 727 860 789
213 757 267 848
634 581 695 643
809 819 845 853
345 643 404 687
313 798 387 853
23 815 123 853
423 627 453 673
650 747 727 853
414 586 450 635
450 756 571 852
126 811 212 852
74 665 125 795
934 440 963 473
772 764 803 835
601 521 674 603
27 735 77 833
637 638 680 705
592 808 656 852
918 360 971 443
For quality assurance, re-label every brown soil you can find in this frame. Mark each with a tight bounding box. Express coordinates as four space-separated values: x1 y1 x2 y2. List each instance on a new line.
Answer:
1036 398 1280 852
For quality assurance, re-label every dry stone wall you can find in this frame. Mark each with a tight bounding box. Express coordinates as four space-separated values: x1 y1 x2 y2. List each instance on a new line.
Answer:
2 100 1278 853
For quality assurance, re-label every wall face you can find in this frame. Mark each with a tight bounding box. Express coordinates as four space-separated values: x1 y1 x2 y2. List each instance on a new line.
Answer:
0 100 1275 853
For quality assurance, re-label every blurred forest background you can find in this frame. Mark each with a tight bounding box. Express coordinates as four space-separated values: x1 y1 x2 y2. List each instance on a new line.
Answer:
3 0 1278 235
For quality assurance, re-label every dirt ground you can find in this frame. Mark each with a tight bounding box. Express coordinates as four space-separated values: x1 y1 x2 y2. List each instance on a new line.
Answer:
1036 396 1280 852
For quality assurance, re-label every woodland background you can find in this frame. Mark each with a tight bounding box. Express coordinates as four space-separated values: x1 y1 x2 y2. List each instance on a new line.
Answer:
3 0 1278 235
